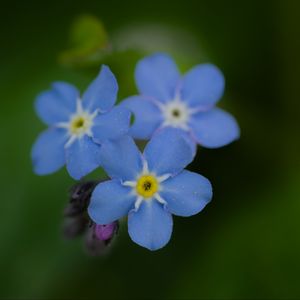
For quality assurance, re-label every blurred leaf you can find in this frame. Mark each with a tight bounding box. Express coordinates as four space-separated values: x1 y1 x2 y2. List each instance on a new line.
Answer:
111 23 208 66
59 15 111 67
59 19 210 73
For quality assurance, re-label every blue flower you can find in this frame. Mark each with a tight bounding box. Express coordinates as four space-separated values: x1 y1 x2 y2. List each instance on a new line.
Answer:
32 65 131 179
88 129 212 250
122 53 240 149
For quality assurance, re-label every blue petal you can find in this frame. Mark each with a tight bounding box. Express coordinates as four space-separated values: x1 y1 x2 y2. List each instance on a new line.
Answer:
65 135 101 180
143 128 194 176
82 65 118 113
35 82 78 125
181 64 225 108
88 180 135 225
135 53 180 103
160 170 212 217
175 130 197 158
190 108 240 148
128 200 173 251
99 135 143 181
92 106 131 143
32 128 68 175
120 96 162 140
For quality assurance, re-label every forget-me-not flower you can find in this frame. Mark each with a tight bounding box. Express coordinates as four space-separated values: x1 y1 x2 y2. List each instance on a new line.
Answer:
32 66 130 179
122 53 240 149
88 129 212 250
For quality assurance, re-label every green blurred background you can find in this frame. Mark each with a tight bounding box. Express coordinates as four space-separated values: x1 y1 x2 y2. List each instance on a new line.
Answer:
1 0 300 299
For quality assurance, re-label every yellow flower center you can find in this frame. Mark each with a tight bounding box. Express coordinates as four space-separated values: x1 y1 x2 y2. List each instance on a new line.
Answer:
136 175 159 198
70 115 90 135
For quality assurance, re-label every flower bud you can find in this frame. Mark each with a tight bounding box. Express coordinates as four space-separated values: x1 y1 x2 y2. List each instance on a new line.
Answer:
63 215 88 239
84 221 119 256
94 221 119 242
65 181 99 217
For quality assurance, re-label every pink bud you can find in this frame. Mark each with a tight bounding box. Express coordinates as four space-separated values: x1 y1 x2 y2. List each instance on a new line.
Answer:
94 221 119 241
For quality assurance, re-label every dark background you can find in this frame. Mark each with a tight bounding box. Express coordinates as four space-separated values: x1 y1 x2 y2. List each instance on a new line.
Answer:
1 0 300 299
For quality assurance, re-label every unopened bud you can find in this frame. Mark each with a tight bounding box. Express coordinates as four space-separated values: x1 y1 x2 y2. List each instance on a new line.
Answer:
94 221 119 241
84 221 119 256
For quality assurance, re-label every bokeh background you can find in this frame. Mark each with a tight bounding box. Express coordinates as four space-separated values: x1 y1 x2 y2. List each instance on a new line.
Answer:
1 0 300 299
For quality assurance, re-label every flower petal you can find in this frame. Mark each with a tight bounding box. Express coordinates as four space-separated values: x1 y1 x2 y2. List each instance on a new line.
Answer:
35 82 78 125
65 135 101 180
190 108 240 148
120 96 162 140
82 65 118 113
181 64 225 108
128 200 173 251
88 180 135 225
175 129 197 158
160 170 212 217
31 127 68 175
135 53 180 103
99 135 143 181
92 106 131 143
143 128 194 176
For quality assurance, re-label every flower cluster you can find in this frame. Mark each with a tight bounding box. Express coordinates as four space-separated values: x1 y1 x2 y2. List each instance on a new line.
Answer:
32 53 240 251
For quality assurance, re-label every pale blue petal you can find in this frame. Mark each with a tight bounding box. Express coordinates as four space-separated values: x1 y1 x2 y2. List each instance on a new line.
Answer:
128 200 173 251
35 82 78 125
160 170 212 217
121 96 162 140
31 128 68 175
88 180 135 225
82 65 118 113
181 64 225 108
65 135 101 180
92 106 131 143
135 53 180 103
190 108 240 148
175 130 197 158
99 135 143 181
143 128 194 176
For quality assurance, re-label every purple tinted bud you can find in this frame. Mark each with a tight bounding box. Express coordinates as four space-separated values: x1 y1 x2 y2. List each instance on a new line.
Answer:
85 225 107 256
63 180 119 255
94 221 119 241
63 215 89 239
65 181 99 216
84 221 119 256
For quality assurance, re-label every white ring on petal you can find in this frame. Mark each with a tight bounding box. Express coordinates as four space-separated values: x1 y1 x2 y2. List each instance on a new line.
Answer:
158 98 196 130
134 196 144 211
157 173 171 183
122 159 170 212
122 181 137 188
154 193 167 206
57 98 98 147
